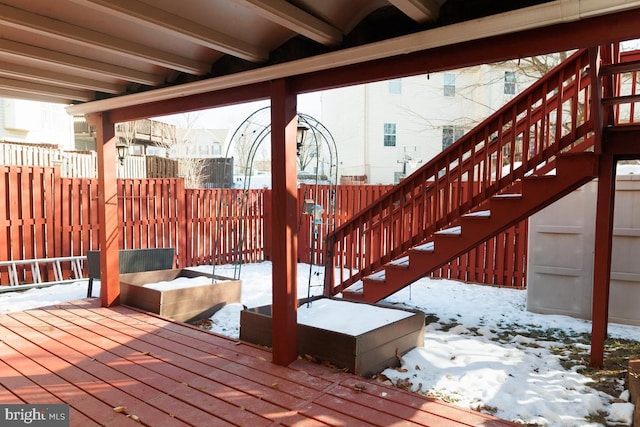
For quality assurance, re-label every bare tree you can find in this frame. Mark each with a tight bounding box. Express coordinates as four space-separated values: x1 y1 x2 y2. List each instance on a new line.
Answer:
178 157 208 188
234 131 253 175
154 113 209 188
116 120 138 148
297 135 323 172
398 52 573 136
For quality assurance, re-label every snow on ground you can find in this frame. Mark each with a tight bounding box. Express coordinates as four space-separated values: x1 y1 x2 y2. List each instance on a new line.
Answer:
233 174 271 189
0 261 638 426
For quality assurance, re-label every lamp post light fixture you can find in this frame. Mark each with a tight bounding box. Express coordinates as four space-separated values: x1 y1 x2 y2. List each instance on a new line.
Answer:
296 122 309 156
115 140 128 165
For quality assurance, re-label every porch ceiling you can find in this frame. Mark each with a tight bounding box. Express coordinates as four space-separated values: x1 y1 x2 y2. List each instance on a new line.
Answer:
1 0 640 117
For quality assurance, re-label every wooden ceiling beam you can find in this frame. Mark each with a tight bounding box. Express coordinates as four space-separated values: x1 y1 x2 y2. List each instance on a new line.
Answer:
241 0 342 45
0 77 94 102
0 3 209 75
0 39 163 86
104 7 640 122
244 0 342 46
71 0 268 62
0 62 123 94
388 0 442 23
0 88 73 104
69 1 640 117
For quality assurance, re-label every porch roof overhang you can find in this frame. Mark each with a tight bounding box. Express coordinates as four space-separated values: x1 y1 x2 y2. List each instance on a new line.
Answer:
0 0 638 119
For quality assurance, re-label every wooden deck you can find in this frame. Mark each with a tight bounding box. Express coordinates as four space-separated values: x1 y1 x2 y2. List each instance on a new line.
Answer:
0 299 517 426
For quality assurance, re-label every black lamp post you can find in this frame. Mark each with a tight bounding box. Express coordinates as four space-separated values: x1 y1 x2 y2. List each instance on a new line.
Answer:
296 123 309 156
115 140 127 165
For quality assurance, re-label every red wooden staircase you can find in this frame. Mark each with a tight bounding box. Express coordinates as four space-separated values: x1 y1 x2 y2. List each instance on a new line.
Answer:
341 153 598 302
324 48 602 303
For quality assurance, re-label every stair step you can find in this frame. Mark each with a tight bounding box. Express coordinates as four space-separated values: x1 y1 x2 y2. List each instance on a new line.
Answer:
365 270 386 282
388 256 409 268
462 210 491 219
343 281 364 293
341 293 366 302
413 241 434 252
492 193 522 200
434 226 461 237
341 281 366 301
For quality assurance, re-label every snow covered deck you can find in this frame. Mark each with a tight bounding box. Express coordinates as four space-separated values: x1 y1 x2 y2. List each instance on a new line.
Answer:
0 299 518 426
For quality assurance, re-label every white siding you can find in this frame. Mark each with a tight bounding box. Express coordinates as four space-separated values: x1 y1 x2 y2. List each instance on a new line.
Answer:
0 98 74 149
321 62 538 184
528 174 640 326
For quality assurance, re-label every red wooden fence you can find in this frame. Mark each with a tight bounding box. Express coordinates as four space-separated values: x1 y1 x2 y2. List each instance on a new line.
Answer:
0 166 56 284
296 184 394 266
0 166 528 288
185 188 266 266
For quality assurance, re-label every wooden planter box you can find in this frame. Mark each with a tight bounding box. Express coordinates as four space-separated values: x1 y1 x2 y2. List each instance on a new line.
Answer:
240 297 425 377
120 269 241 322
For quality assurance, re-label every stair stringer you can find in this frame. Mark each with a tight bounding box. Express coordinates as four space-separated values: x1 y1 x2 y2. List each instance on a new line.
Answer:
342 153 599 303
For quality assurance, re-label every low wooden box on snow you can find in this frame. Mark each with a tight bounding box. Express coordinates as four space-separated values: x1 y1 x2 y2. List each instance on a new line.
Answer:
240 297 424 377
120 269 241 322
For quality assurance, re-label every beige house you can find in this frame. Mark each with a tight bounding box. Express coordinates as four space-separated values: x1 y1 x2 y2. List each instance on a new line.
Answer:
321 62 549 184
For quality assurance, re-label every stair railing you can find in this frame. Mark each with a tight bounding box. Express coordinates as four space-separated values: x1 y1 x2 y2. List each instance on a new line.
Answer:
325 48 595 296
601 48 640 126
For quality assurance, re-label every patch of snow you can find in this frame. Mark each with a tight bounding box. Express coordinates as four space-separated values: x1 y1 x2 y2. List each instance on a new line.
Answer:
297 298 412 336
233 174 271 189
617 164 640 175
463 210 491 217
389 256 409 267
0 280 91 314
435 226 461 235
414 242 434 251
367 270 386 281
608 402 634 425
143 276 213 290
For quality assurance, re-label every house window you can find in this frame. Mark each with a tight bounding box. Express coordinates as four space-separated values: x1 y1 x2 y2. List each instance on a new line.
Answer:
504 71 516 95
444 73 456 97
442 126 465 150
383 123 397 147
388 79 402 94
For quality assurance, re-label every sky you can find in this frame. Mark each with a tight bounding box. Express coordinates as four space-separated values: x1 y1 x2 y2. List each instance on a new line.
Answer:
1 262 638 426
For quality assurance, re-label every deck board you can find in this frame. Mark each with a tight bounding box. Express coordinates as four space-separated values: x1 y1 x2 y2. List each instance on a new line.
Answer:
12 310 273 426
47 304 329 421
0 299 518 427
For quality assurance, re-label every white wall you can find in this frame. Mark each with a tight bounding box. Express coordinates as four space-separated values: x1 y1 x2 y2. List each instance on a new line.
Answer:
0 98 74 149
321 61 540 184
528 172 640 326
321 85 368 178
